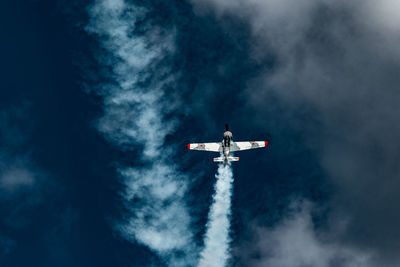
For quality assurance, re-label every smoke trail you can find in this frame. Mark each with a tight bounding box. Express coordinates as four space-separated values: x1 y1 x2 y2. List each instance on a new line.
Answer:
198 164 234 267
86 0 195 265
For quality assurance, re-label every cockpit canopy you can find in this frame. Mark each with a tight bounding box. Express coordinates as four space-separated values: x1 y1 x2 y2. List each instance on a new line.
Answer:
223 131 232 146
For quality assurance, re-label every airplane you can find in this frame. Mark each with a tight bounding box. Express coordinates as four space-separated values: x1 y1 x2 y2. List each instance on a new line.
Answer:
187 124 268 164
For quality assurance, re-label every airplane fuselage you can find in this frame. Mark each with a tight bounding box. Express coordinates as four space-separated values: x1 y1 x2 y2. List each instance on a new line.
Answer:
222 130 233 164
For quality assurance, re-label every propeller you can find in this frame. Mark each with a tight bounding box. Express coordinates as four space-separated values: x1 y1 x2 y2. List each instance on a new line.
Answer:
225 123 229 131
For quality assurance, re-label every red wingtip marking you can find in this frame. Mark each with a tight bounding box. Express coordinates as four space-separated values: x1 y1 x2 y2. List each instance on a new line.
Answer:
187 144 190 149
265 141 268 147
238 157 240 161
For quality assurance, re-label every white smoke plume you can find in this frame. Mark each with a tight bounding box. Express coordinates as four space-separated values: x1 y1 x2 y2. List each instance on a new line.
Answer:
198 164 234 267
86 0 195 265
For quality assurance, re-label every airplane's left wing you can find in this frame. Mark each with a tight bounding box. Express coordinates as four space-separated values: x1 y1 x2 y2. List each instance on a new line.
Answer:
230 141 268 152
188 142 222 152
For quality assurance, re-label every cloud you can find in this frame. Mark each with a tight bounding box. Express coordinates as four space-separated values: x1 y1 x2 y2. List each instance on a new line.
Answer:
363 0 400 33
190 0 400 265
0 104 46 257
118 164 192 253
0 104 40 197
0 168 35 192
86 0 195 265
236 201 374 267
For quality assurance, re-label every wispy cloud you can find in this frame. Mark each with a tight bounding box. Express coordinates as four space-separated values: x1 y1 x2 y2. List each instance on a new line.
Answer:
86 0 195 265
236 201 374 267
0 168 35 192
0 104 46 256
191 0 400 265
0 104 41 197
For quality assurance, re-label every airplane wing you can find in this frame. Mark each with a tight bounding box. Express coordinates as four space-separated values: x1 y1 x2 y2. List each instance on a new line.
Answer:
188 142 222 152
230 141 268 152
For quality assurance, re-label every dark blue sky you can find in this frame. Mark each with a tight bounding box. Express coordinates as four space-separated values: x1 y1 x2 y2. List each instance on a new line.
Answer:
1 0 400 266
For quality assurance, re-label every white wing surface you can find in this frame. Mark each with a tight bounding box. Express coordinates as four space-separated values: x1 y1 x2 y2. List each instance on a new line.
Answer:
188 142 222 152
230 141 268 152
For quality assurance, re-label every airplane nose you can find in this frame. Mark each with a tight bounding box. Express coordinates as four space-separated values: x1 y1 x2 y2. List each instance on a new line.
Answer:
224 131 232 138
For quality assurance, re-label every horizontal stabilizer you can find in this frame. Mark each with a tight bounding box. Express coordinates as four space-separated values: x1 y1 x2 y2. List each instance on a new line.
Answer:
228 156 239 161
213 157 224 162
212 156 240 162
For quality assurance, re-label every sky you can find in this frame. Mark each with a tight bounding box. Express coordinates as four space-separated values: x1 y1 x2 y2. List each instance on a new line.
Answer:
1 0 400 266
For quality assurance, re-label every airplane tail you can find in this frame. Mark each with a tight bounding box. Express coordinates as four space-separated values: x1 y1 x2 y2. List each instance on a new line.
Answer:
212 156 240 163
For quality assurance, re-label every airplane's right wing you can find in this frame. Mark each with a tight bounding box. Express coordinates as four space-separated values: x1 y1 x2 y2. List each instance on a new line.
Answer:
230 141 268 152
188 142 222 152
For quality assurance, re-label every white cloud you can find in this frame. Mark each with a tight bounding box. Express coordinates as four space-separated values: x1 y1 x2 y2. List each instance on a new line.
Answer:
86 0 195 265
0 168 35 191
0 104 46 253
118 163 192 252
239 201 374 267
0 105 39 196
191 1 400 264
365 0 400 32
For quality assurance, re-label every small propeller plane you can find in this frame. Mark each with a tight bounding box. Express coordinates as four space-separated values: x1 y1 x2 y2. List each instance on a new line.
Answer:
188 124 268 164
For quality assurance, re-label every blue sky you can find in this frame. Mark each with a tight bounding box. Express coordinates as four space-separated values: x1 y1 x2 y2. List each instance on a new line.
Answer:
1 0 400 266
